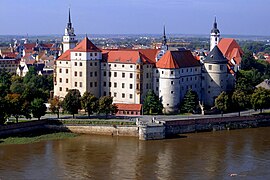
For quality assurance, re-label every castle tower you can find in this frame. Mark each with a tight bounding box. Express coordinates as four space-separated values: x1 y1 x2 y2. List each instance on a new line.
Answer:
202 46 228 106
210 17 220 51
62 8 77 53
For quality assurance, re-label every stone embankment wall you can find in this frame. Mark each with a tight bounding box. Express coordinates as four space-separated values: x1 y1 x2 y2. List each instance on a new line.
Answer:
164 115 270 136
46 125 139 137
0 120 47 136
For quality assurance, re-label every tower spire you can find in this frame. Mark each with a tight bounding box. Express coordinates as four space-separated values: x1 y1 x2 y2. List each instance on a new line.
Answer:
162 25 167 46
67 8 72 29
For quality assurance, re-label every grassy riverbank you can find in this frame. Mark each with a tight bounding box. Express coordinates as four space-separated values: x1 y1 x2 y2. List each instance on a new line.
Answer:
0 130 77 145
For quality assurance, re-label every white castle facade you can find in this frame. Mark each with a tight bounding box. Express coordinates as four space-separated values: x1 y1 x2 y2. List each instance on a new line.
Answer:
54 11 242 114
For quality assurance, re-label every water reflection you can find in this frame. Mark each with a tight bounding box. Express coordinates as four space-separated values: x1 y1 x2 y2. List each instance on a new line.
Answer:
1 128 270 179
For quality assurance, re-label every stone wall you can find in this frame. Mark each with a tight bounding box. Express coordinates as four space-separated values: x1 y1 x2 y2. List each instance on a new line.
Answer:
46 125 139 137
0 120 48 136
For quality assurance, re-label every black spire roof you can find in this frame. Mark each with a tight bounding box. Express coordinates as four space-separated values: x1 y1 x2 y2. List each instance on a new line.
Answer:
204 46 227 64
162 25 167 46
67 8 72 29
211 17 220 34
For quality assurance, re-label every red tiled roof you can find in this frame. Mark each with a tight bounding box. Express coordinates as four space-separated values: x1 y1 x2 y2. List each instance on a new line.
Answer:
137 49 159 64
1 52 17 58
24 43 36 50
115 103 142 111
218 38 244 65
57 50 71 61
105 50 154 64
42 44 54 48
72 37 101 52
156 50 201 69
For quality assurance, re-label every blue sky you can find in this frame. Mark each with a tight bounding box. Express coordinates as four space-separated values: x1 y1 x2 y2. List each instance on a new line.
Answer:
0 0 268 36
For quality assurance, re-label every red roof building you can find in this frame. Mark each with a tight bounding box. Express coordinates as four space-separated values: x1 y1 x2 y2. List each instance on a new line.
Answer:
218 38 244 65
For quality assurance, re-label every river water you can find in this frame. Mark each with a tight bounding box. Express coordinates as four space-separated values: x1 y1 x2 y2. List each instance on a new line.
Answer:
1 127 270 179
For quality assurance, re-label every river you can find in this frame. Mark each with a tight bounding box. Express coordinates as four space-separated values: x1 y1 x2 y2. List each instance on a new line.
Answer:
1 127 270 179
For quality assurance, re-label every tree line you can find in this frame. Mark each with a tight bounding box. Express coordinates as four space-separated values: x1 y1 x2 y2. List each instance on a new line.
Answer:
0 67 52 124
49 90 118 119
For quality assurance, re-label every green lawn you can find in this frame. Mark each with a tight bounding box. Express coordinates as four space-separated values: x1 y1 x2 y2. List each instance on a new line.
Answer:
0 130 77 145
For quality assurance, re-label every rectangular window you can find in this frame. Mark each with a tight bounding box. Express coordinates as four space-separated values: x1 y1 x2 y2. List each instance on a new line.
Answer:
122 83 125 88
220 65 224 70
66 88 69 92
80 62 82 66
75 82 77 87
90 82 93 87
109 82 111 87
130 94 133 99
90 62 92 66
109 72 111 77
114 92 117 97
66 69 68 73
171 71 173 75
122 93 125 98
130 84 133 89
104 72 106 76
59 78 62 83
146 73 149 78
75 71 77 76
104 82 106 87
59 69 62 73
171 81 174 85
95 62 97 66
80 82 82 87
79 72 82 77
90 72 93 77
75 62 77 66
59 87 62 91
130 73 133 78
114 82 117 88
122 73 125 78
114 72 117 77
94 71 97 77
66 79 68 83
94 82 97 87
94 53 97 56
79 53 82 56
209 65 212 70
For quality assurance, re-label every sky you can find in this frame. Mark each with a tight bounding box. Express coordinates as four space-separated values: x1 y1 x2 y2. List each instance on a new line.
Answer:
0 0 269 36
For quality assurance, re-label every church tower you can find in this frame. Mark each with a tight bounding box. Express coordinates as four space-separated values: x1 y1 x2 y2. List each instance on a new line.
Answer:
157 25 168 61
210 17 220 51
62 8 77 53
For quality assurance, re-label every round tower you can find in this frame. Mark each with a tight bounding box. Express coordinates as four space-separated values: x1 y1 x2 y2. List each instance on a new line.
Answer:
203 46 228 106
210 17 220 51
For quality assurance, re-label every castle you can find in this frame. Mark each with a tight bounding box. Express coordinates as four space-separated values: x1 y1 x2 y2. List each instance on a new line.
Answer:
54 10 243 114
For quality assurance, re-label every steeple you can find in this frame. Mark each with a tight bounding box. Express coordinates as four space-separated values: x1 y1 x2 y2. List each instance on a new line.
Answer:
210 17 220 51
62 8 77 53
67 8 71 28
161 25 168 51
162 25 167 46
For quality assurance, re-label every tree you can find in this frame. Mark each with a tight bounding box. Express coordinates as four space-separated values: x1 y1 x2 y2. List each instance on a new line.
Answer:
98 96 118 118
5 93 23 123
31 98 47 120
49 96 62 118
241 51 257 71
0 97 8 124
232 89 250 116
215 91 229 116
0 69 12 97
81 92 98 118
143 90 163 115
62 89 81 118
251 87 270 113
180 89 199 113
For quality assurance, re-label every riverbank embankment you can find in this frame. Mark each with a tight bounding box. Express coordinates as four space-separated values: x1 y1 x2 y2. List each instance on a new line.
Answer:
1 115 270 141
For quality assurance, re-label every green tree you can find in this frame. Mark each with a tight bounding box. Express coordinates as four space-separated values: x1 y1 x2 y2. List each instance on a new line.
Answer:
0 69 12 97
31 98 47 120
81 92 98 118
5 93 23 123
98 96 118 118
62 89 81 118
143 90 163 115
180 89 199 113
241 51 257 70
0 97 8 124
49 96 62 118
215 91 229 116
232 89 250 116
251 87 270 113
